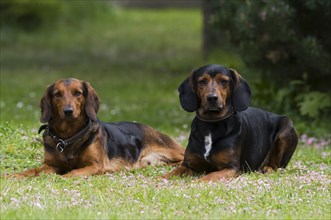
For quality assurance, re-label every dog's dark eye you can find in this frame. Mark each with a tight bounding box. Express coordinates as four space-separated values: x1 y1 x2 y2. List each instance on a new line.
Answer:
198 79 207 86
74 91 82 97
219 79 229 85
54 92 62 98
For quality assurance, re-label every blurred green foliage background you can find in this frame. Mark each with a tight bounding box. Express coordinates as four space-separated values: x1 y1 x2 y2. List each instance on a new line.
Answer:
0 0 330 137
204 0 331 133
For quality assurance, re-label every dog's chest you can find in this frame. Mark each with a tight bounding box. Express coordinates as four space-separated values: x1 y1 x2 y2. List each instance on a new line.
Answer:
193 120 233 162
43 139 85 170
51 150 80 170
195 129 228 163
203 133 213 160
62 150 78 163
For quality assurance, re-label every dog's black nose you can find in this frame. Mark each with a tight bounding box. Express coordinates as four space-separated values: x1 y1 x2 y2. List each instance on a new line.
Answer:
207 94 218 102
64 107 73 116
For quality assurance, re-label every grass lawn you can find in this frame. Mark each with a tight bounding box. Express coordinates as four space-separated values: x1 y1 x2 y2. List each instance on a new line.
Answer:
1 7 330 220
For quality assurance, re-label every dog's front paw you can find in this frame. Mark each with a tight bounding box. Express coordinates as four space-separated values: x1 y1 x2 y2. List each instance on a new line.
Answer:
261 166 275 174
5 172 29 180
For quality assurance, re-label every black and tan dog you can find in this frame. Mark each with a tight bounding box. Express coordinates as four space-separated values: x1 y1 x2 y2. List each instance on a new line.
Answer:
164 64 298 181
13 78 184 178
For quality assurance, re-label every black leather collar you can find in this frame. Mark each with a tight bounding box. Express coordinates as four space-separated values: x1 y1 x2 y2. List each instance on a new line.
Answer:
196 111 234 123
38 120 93 153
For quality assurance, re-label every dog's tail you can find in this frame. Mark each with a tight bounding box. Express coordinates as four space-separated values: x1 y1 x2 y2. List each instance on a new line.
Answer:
139 125 185 166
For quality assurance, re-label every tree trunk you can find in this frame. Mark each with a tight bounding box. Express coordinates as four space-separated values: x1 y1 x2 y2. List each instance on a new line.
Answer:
202 0 213 58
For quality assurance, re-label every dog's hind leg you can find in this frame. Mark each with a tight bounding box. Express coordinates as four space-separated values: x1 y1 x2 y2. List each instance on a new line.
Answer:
261 117 298 173
140 126 185 167
138 142 184 168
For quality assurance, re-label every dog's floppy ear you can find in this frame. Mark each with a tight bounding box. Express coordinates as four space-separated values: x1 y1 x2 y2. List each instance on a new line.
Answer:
230 69 252 111
178 73 198 112
40 84 54 123
82 81 100 121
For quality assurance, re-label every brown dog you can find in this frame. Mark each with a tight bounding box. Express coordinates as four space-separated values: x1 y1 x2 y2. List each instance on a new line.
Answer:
164 64 298 181
13 78 184 178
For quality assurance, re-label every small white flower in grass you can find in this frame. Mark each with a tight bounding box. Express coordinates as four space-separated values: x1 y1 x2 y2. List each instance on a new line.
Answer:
29 92 36 98
321 140 330 147
27 105 33 110
10 197 20 205
321 152 330 159
100 103 108 111
215 196 225 204
307 137 316 145
21 136 29 140
32 201 43 208
300 133 308 142
183 194 190 199
16 102 24 109
110 107 121 115
318 163 329 170
176 133 187 143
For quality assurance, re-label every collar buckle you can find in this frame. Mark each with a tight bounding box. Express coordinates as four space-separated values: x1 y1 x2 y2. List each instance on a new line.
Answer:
56 139 66 153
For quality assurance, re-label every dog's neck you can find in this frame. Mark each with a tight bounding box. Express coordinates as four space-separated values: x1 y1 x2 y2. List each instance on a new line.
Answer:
195 111 234 123
193 112 239 139
48 117 90 139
